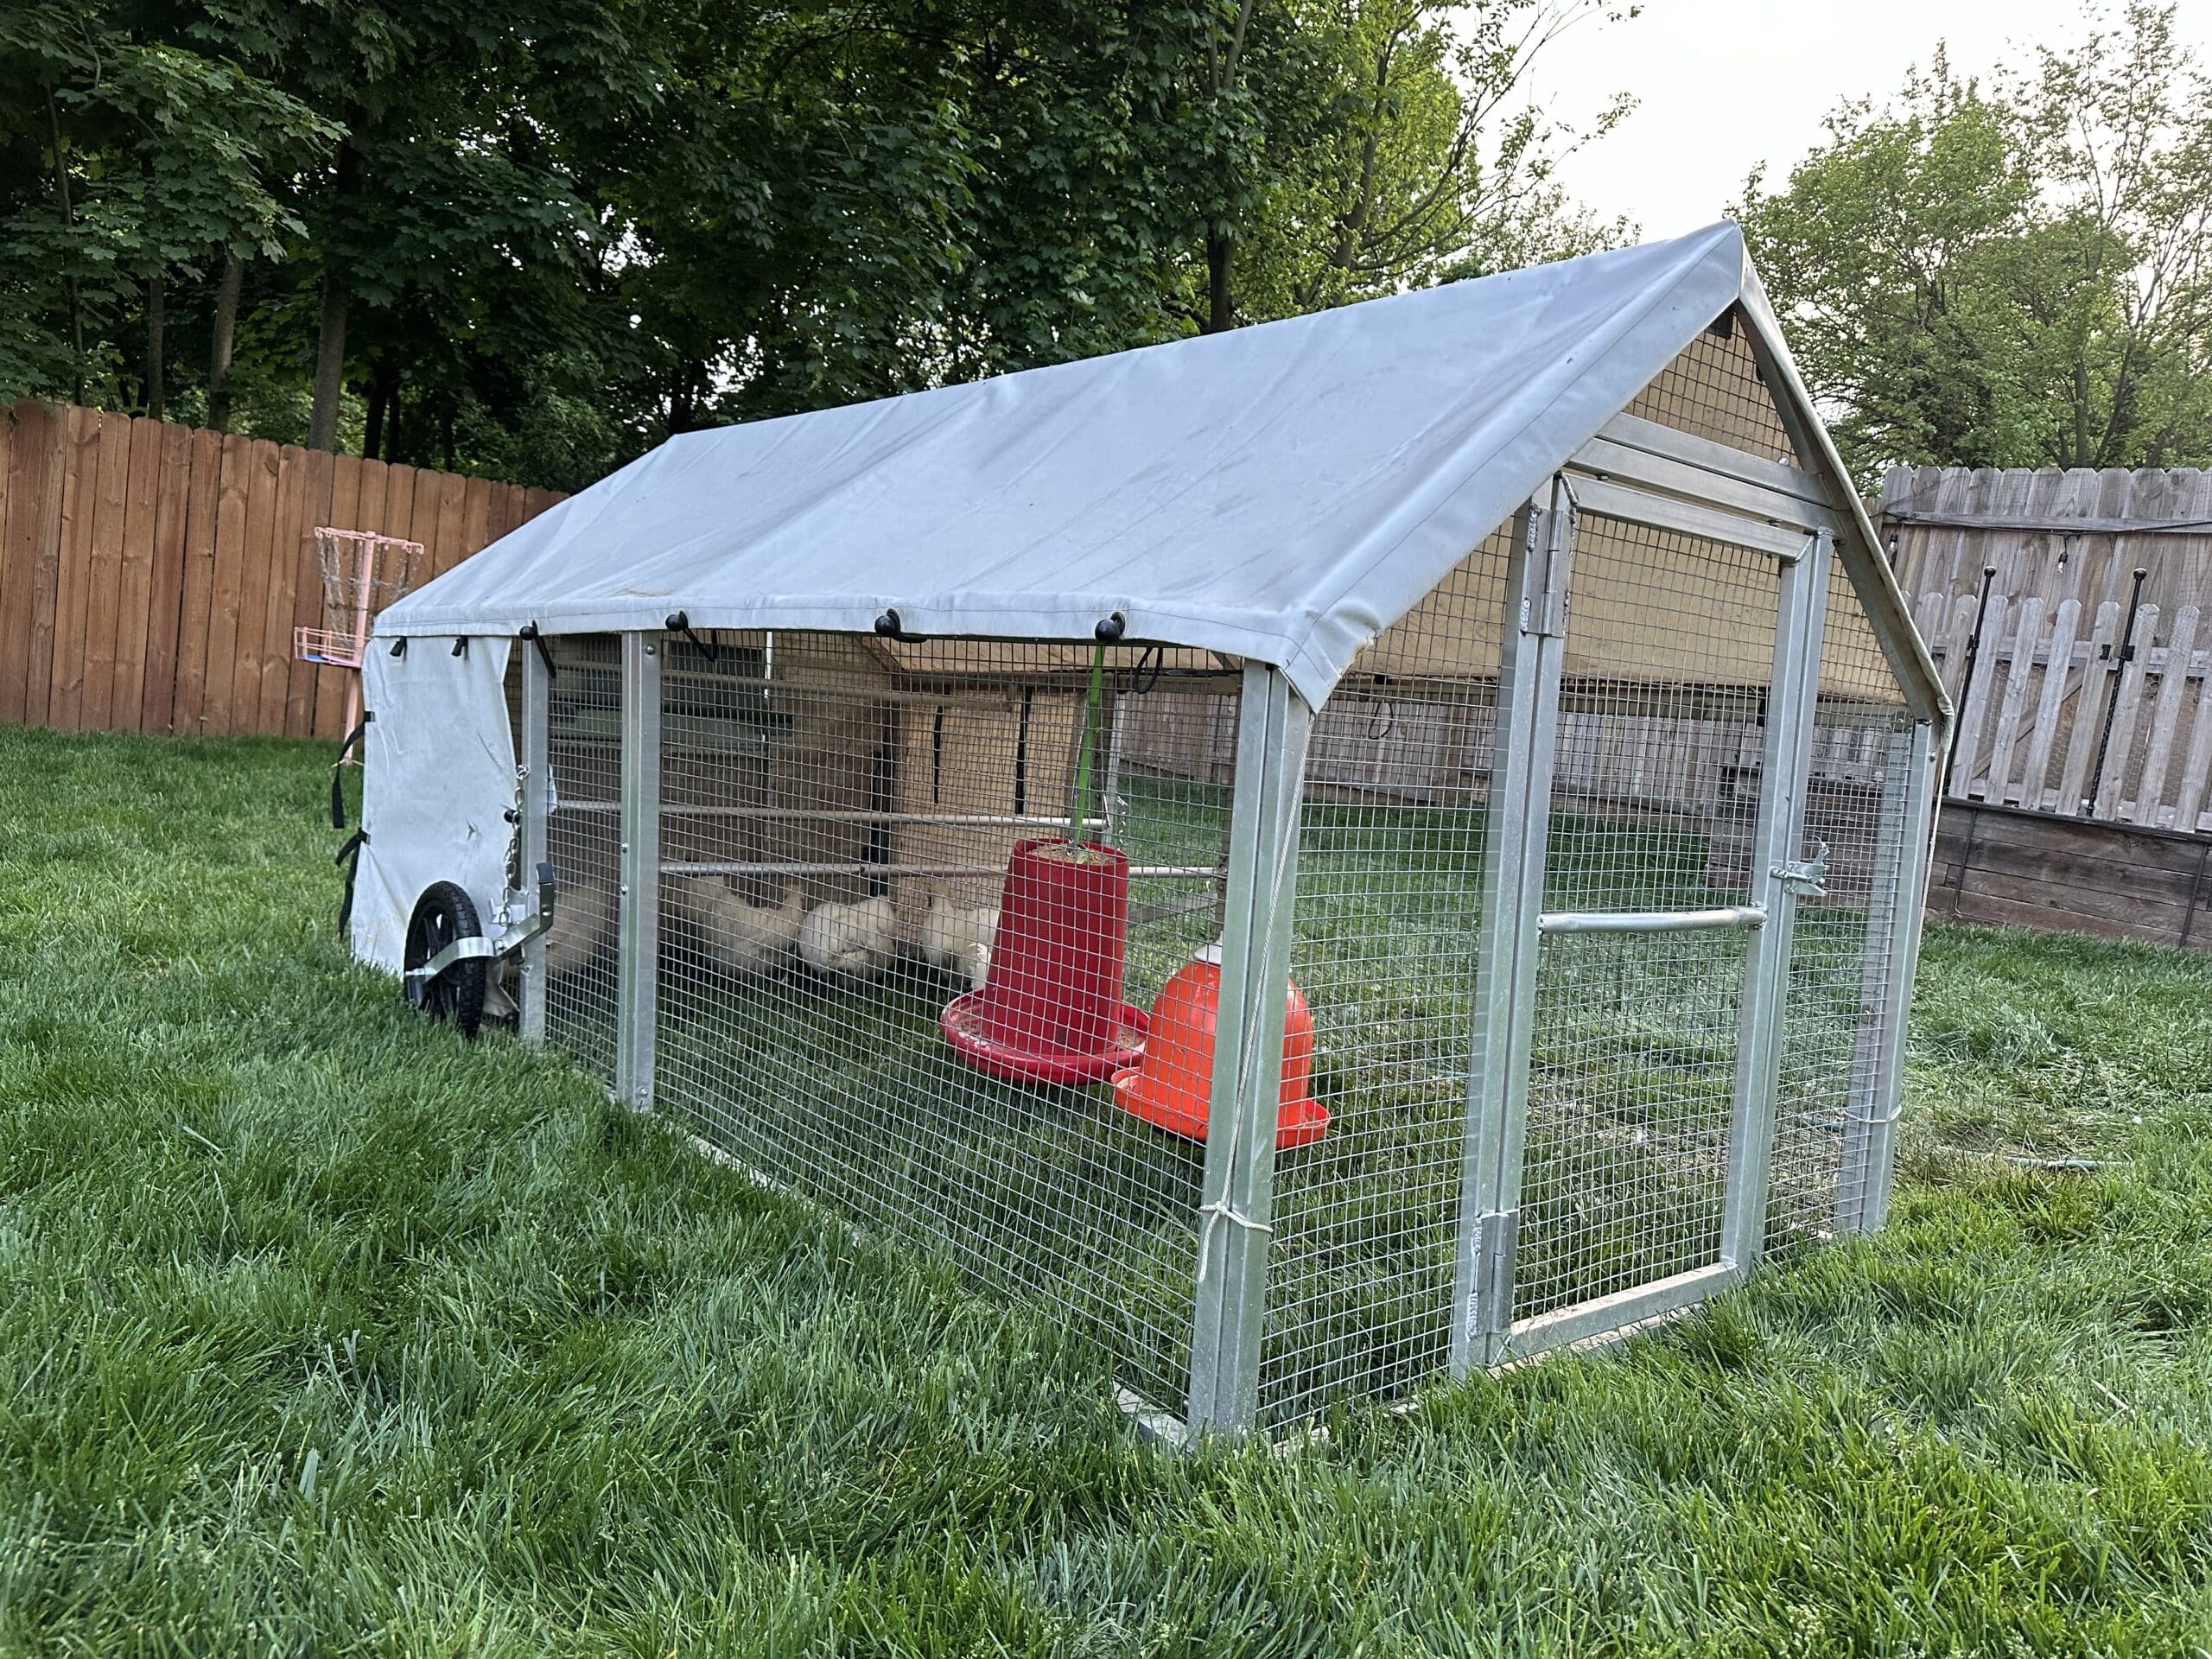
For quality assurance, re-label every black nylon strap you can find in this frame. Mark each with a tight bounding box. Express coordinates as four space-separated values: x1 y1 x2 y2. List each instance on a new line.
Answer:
330 714 372 830
334 829 369 936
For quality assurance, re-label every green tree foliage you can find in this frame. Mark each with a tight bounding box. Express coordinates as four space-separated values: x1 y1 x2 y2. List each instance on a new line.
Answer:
0 1 1629 489
0 3 335 409
1739 3 2212 484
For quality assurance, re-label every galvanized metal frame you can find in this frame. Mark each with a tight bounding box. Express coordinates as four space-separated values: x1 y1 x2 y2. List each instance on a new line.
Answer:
1185 662 1313 1434
518 636 551 1044
1850 717 1938 1233
1480 512 1838 1370
1539 906 1764 935
1510 1259 1743 1357
616 631 663 1109
1573 423 1847 541
1450 481 1573 1374
1564 474 1812 564
1732 301 1949 734
1719 528 1833 1269
1592 411 1837 510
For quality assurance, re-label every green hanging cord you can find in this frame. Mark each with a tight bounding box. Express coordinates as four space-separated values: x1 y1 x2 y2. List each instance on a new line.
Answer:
1069 639 1107 849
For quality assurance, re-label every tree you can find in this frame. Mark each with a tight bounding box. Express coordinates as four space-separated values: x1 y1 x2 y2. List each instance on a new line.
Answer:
1 0 1637 488
1738 3 2212 484
0 3 332 411
1232 0 1632 324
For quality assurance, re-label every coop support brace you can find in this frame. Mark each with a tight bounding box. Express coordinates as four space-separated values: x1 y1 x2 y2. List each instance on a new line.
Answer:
1451 482 1574 1374
1720 529 1833 1269
1847 716 1937 1233
1185 663 1312 1436
616 632 664 1109
518 634 552 1044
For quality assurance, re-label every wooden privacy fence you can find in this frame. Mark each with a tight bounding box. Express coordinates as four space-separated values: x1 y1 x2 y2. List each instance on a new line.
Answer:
1883 463 2212 836
0 399 563 744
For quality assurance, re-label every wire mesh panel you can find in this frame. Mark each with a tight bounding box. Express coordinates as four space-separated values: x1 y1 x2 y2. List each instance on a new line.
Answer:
1514 517 1781 1323
1769 563 1917 1246
1622 319 1804 467
648 632 1237 1414
1250 532 1515 1421
540 635 623 1082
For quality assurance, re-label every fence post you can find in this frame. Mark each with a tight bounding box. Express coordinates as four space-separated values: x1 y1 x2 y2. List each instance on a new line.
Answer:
1720 528 1831 1270
518 634 551 1044
616 631 663 1109
1450 480 1573 1374
1185 662 1311 1436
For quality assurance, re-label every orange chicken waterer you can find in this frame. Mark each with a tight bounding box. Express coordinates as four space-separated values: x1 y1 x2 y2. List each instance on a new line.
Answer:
1110 945 1328 1149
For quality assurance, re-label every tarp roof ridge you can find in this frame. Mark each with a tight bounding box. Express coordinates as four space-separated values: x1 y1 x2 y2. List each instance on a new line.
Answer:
1262 221 1748 692
378 222 1938 717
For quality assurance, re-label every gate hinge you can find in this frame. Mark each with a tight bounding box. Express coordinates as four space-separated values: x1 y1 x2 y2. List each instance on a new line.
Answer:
1472 1206 1520 1338
1517 499 1575 639
1772 841 1830 897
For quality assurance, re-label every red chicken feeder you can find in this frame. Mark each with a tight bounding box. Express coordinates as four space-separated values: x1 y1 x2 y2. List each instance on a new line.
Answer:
942 838 1148 1086
1110 946 1328 1149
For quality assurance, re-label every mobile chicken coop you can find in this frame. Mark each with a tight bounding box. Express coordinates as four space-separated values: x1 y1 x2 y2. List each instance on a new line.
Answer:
350 224 1946 1435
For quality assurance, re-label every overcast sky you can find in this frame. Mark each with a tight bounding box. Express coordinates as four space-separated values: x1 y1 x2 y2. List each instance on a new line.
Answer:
1529 0 2212 243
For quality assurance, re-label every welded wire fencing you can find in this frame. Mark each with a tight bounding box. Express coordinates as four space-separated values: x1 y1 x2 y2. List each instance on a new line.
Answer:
505 320 1932 1433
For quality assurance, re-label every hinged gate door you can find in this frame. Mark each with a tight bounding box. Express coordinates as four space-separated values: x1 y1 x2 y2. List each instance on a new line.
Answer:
1454 476 1833 1370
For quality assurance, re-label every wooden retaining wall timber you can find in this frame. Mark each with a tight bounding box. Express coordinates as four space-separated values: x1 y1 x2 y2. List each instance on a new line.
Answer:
0 399 563 742
1925 798 2212 950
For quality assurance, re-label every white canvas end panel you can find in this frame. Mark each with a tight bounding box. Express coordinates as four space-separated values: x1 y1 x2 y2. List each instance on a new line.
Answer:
352 636 517 973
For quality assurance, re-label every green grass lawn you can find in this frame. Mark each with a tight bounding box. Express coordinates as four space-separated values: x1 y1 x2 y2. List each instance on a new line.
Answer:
1 724 2208 1655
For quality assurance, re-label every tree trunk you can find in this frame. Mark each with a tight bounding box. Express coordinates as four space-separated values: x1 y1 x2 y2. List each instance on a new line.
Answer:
668 359 707 433
144 273 165 421
308 276 350 452
1205 228 1233 334
440 400 455 472
47 86 84 404
308 141 365 453
363 359 397 459
2071 358 2092 470
207 251 243 432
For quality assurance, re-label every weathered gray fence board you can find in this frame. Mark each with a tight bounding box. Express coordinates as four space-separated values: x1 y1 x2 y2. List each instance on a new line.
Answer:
1886 462 2212 836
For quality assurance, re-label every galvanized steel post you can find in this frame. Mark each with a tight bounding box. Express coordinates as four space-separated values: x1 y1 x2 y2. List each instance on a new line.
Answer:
1185 662 1312 1435
616 632 663 1109
1720 528 1832 1268
1451 479 1574 1374
518 635 551 1044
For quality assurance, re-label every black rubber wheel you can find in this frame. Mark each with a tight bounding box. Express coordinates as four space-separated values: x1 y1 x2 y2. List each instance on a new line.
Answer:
404 880 487 1039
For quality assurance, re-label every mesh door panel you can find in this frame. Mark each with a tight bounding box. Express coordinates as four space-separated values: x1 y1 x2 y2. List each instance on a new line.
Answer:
1262 531 1511 1422
1516 516 1779 1322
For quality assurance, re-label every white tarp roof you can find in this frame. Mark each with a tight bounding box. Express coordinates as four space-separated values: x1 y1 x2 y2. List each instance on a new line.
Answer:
379 222 1900 708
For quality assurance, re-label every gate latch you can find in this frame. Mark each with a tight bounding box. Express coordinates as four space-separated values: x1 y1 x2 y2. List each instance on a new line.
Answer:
1773 841 1830 898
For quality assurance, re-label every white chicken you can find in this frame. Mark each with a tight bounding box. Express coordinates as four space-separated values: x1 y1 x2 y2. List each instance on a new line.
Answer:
798 893 899 981
541 875 615 978
676 877 806 978
919 893 997 990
